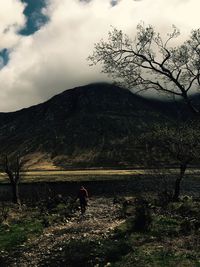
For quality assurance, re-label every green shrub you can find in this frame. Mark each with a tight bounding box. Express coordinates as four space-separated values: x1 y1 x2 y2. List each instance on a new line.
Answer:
0 219 43 251
115 217 135 237
151 215 180 237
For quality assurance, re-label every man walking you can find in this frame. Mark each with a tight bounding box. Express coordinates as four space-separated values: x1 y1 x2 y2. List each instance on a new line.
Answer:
77 186 89 214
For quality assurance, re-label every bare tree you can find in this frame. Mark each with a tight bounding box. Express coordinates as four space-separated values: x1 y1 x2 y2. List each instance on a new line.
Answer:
89 23 200 114
1 155 25 204
141 122 200 200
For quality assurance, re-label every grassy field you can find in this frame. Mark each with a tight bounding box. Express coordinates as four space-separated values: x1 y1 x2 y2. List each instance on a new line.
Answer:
0 169 145 183
1 168 200 183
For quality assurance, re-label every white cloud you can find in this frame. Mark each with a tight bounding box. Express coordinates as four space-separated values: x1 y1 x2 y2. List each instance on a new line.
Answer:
0 0 200 111
0 0 26 50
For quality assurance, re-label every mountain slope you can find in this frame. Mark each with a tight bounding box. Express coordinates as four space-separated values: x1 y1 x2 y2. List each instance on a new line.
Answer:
0 83 176 168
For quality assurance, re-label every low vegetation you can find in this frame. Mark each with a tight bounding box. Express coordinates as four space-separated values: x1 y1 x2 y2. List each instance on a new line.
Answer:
112 195 200 267
0 193 200 266
0 195 79 265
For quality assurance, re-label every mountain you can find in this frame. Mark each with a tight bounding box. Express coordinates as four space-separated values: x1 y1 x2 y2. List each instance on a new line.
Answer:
0 83 178 169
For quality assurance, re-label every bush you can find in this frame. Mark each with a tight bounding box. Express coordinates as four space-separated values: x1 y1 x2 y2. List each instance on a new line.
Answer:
156 190 173 208
152 215 180 237
37 195 79 226
0 203 9 224
133 197 152 232
169 196 200 218
121 198 135 218
180 218 198 235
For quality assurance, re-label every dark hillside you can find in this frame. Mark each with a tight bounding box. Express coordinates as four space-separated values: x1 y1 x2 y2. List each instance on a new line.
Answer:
0 83 178 168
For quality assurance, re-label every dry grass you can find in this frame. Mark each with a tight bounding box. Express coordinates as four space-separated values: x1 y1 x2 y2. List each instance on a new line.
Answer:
0 169 144 183
1 168 200 183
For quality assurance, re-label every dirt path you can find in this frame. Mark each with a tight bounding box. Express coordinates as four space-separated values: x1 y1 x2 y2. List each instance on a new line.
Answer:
9 197 123 267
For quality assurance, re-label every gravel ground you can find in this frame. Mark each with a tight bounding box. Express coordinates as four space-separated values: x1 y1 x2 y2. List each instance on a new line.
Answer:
9 197 123 267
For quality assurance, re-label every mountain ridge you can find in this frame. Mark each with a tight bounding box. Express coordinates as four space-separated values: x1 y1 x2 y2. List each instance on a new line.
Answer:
0 83 185 169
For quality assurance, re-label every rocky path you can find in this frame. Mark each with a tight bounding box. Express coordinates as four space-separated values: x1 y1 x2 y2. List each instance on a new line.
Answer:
10 197 123 267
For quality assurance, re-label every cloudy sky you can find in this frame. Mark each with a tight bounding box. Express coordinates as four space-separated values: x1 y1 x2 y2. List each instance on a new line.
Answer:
0 0 200 112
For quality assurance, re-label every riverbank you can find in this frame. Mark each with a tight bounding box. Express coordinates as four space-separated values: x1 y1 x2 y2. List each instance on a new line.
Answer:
0 174 200 202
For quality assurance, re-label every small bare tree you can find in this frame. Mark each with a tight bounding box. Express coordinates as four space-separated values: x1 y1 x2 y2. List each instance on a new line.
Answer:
1 155 25 205
141 121 200 200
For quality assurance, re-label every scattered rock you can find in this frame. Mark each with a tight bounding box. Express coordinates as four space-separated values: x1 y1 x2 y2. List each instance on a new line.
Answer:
8 197 123 267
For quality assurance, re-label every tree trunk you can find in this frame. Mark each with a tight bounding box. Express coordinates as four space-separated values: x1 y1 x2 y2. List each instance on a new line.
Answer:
11 182 20 205
173 163 187 201
183 94 199 115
